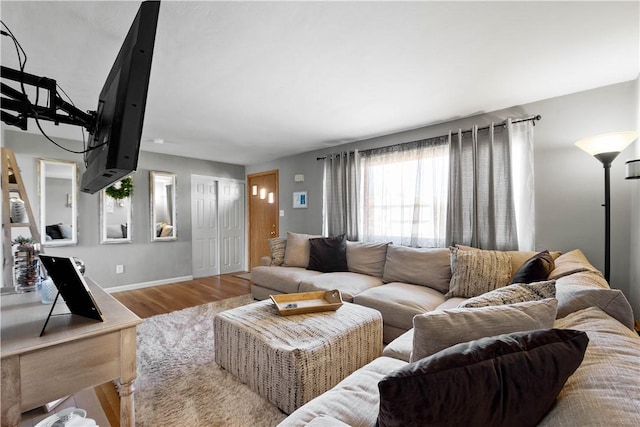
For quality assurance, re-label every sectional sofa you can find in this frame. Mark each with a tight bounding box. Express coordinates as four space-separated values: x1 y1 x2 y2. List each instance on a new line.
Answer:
251 232 640 426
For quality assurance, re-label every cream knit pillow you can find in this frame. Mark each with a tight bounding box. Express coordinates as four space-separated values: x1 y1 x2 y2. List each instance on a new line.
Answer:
446 247 512 299
458 280 556 308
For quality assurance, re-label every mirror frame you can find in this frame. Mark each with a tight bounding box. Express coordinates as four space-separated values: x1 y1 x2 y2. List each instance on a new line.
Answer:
150 171 177 241
99 180 133 244
38 158 78 247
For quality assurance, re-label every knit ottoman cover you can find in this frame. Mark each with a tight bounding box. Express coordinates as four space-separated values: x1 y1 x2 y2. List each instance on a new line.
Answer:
214 300 383 414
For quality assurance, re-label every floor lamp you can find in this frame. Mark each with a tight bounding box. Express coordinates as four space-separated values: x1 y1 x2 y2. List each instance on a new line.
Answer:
575 131 639 283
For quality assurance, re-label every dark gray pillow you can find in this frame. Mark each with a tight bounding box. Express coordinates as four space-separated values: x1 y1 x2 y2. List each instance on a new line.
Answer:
46 224 63 239
378 328 589 427
307 234 348 273
512 250 555 283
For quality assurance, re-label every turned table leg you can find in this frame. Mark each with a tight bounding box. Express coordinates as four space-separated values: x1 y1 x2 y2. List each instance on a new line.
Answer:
119 327 137 427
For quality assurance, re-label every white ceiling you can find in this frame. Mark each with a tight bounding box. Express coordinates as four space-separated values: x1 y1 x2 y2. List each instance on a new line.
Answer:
1 1 638 166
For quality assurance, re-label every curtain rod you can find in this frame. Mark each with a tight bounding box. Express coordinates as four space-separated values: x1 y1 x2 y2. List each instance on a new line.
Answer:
317 115 542 160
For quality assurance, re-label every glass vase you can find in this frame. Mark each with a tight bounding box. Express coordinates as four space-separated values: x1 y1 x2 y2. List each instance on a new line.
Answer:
13 244 40 293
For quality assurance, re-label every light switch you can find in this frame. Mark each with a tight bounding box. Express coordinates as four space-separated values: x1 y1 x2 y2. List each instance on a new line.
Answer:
279 210 285 217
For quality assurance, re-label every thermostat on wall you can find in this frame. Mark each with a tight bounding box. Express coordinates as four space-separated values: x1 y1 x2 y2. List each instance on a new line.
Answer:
294 174 304 182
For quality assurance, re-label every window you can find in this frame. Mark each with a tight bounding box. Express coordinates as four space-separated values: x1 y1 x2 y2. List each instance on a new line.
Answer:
358 137 449 247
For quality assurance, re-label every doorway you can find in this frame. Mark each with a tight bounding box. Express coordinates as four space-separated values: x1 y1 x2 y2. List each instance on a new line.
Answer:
191 175 245 278
247 170 279 269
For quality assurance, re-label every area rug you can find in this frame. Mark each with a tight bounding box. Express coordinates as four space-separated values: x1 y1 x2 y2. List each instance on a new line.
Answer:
135 294 287 427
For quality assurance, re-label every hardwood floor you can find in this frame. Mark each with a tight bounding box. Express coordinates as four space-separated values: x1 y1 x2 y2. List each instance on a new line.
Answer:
96 273 252 426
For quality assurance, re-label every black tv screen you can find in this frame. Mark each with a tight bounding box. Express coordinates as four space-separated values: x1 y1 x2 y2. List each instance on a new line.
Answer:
81 1 160 194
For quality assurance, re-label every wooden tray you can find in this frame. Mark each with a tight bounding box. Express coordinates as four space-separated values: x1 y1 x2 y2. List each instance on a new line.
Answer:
270 290 343 316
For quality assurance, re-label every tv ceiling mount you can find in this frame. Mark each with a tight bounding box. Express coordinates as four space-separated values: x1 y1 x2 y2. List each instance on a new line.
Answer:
0 0 160 194
1 65 97 133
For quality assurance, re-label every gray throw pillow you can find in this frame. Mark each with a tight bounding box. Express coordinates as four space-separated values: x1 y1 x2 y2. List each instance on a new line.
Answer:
458 280 556 308
446 247 512 299
411 298 558 362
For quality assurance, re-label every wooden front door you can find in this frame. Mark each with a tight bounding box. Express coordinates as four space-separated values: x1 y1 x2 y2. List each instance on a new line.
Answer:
247 170 279 270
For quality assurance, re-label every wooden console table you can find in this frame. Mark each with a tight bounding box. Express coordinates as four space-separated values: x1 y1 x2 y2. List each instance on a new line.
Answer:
1 278 141 427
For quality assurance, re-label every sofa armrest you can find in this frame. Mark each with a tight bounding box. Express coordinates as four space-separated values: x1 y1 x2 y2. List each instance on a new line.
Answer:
261 256 272 266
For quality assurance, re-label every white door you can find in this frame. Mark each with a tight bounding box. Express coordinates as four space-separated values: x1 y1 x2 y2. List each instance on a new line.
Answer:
219 180 245 274
191 175 218 278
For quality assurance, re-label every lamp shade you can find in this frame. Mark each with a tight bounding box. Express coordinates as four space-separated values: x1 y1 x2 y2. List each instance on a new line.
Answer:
575 131 638 156
626 159 640 179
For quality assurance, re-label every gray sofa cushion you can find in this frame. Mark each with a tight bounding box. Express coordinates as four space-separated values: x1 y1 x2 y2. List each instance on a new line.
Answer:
412 298 559 362
278 357 406 427
548 249 601 280
556 285 634 329
299 272 383 302
541 307 640 426
250 266 322 294
346 241 389 278
382 245 451 293
354 282 446 331
382 329 414 362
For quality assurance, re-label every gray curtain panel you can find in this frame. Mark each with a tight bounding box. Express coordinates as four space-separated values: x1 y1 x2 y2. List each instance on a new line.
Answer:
323 151 360 240
446 123 519 250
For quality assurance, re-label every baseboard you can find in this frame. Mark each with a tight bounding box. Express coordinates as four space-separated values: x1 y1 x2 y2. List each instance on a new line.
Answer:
105 275 194 293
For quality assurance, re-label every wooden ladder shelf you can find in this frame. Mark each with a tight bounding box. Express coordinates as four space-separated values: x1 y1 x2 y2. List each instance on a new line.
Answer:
2 147 41 289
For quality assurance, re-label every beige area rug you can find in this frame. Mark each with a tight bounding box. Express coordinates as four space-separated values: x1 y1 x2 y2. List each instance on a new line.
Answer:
234 272 253 280
135 294 287 427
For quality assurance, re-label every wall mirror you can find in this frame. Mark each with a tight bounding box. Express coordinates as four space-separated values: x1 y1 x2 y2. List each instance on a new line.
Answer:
38 158 78 247
150 171 177 241
100 178 133 244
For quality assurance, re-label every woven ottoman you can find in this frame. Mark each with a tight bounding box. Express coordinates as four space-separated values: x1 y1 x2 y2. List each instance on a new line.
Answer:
214 300 383 414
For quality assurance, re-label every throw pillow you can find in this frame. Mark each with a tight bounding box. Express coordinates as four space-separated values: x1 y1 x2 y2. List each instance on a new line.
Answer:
45 224 63 240
283 232 321 268
446 247 512 299
378 328 589 427
411 298 558 362
307 234 348 273
57 223 73 240
268 237 287 266
160 224 173 237
511 250 555 283
456 244 562 278
458 280 556 308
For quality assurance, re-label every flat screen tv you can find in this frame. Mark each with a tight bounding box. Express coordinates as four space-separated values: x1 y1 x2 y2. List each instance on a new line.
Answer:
81 0 160 194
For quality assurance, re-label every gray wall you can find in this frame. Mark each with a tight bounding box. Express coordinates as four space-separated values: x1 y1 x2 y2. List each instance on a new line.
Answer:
630 78 640 316
247 79 639 315
3 130 245 289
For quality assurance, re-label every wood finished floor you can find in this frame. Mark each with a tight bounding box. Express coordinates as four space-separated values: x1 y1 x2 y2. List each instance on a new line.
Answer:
20 273 252 427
